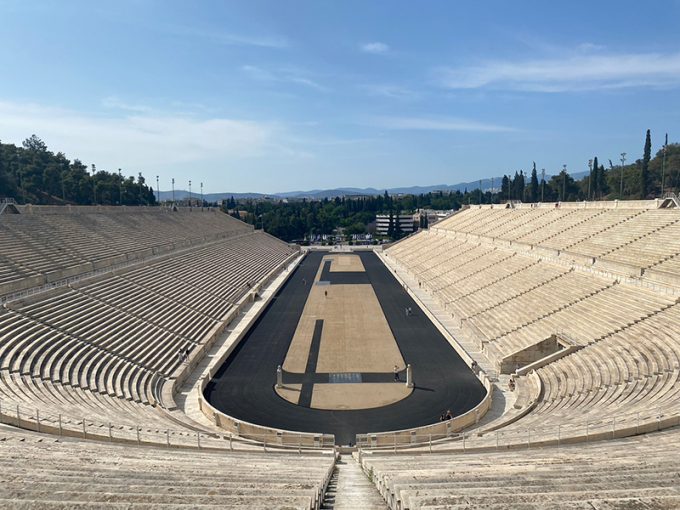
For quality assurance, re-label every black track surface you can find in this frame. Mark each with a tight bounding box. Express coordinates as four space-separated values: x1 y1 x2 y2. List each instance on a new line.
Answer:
204 251 486 445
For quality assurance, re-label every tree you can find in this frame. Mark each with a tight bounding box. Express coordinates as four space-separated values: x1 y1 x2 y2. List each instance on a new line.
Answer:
596 164 608 199
387 210 394 238
590 157 599 200
22 134 48 153
641 129 652 198
530 163 539 202
501 175 510 201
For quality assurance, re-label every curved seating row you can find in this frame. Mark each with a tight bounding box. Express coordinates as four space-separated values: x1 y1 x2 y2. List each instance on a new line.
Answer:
0 425 334 509
361 427 680 509
0 212 297 440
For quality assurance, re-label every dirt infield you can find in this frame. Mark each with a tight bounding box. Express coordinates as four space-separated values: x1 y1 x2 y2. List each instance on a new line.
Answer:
278 252 408 409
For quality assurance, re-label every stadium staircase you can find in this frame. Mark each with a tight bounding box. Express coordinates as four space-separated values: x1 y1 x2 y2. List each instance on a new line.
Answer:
321 456 387 510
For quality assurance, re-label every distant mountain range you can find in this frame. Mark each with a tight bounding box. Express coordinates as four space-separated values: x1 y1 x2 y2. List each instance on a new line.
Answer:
159 171 588 202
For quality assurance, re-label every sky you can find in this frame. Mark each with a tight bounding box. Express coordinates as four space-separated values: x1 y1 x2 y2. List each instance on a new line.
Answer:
1 1 679 194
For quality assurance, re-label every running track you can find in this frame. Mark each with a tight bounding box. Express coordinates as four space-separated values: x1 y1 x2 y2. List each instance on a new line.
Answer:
204 251 486 445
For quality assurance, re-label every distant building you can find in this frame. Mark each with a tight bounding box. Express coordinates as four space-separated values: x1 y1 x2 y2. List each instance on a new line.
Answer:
417 208 454 227
375 214 416 236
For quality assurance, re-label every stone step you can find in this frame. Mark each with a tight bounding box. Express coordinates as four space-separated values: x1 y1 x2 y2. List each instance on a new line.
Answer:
324 457 387 510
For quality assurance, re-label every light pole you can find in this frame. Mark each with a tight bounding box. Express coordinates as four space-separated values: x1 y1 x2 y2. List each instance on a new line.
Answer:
200 182 204 208
118 169 123 205
562 165 567 202
171 178 175 205
661 133 668 195
156 175 159 205
587 159 593 200
189 180 192 209
620 152 626 198
478 179 482 204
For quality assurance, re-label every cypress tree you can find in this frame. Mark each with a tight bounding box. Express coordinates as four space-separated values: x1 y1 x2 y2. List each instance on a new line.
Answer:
530 164 539 202
641 129 652 198
501 175 510 201
597 164 607 199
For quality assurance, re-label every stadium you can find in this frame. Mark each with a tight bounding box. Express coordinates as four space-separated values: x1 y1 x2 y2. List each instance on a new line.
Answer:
1 197 680 508
3 2 680 508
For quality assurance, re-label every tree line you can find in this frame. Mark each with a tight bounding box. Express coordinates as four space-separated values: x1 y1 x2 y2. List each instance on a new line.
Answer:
2 131 678 243
228 131 679 242
0 135 156 206
499 131 679 203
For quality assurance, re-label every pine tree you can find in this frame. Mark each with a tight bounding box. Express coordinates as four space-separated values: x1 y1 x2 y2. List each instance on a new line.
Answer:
641 129 652 198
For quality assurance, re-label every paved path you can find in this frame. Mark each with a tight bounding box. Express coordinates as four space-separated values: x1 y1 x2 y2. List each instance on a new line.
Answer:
204 251 486 445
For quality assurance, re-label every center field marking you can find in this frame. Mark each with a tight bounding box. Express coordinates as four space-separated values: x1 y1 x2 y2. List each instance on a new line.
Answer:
315 284 402 373
277 253 412 410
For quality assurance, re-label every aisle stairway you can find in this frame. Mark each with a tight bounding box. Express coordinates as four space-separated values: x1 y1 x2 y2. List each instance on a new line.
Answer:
322 456 387 510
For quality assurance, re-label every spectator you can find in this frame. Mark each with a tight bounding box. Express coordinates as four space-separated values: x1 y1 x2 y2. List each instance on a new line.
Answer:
394 365 400 381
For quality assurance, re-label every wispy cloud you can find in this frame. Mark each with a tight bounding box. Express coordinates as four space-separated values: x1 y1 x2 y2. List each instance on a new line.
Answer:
102 96 153 113
166 24 288 49
241 65 328 91
367 115 516 133
360 84 421 101
361 42 389 54
0 100 278 171
434 51 680 92
577 42 605 52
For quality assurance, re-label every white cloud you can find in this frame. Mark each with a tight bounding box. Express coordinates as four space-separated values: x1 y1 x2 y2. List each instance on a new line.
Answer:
435 51 680 92
241 65 328 91
0 100 277 172
361 42 389 54
368 116 516 133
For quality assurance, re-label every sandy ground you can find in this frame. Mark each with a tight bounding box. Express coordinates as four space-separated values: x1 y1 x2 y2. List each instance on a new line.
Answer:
280 254 409 409
327 253 365 272
310 383 411 410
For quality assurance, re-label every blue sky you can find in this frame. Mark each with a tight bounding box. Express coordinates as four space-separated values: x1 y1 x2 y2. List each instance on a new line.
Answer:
1 0 679 193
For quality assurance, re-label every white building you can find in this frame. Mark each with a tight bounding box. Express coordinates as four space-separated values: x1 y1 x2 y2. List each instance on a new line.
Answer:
375 214 415 236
